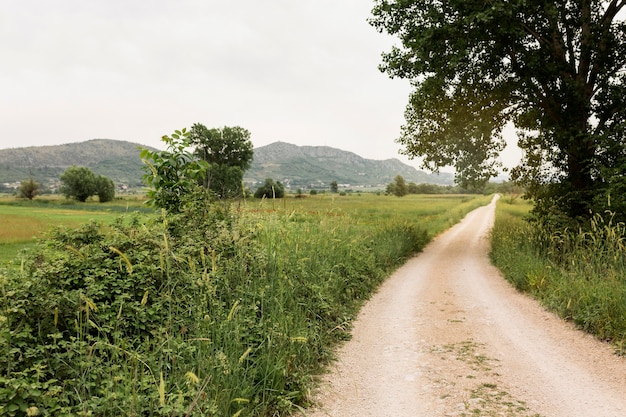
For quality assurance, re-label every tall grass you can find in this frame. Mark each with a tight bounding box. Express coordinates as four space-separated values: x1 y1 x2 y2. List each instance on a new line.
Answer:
0 193 490 415
490 197 626 352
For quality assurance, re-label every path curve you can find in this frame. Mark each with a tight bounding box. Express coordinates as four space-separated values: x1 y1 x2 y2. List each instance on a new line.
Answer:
307 195 626 417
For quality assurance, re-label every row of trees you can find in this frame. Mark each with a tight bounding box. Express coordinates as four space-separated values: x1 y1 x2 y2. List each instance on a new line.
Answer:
386 175 524 197
16 167 115 202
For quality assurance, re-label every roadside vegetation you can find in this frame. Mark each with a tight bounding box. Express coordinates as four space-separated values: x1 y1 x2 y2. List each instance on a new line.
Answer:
490 197 626 354
0 190 489 416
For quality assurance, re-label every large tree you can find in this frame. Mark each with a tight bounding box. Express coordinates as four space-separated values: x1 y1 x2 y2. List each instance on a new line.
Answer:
370 0 626 218
60 166 97 202
189 123 254 199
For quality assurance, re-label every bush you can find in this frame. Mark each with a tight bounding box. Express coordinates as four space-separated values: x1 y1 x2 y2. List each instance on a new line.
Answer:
96 175 115 203
254 178 285 199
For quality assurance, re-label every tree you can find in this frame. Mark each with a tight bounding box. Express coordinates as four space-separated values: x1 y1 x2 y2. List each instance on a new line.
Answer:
254 178 285 199
60 166 97 202
95 175 115 203
329 181 338 193
18 177 40 200
189 123 254 199
141 128 209 213
370 1 626 219
388 175 409 197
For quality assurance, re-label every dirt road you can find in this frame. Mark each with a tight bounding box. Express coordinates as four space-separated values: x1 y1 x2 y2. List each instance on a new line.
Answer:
307 196 626 417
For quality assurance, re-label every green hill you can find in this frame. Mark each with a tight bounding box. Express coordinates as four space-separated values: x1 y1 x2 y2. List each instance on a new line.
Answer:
245 141 453 189
0 139 453 193
0 139 152 191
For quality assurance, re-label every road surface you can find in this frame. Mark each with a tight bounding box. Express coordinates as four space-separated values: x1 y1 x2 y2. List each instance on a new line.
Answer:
307 196 626 417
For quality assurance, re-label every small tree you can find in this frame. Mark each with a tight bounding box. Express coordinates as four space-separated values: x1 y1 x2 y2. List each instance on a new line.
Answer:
60 166 97 202
96 175 115 203
141 128 209 213
18 178 40 200
329 181 338 193
254 178 285 199
389 175 408 197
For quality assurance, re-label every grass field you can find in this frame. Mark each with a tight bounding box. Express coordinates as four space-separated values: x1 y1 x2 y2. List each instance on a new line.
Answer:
0 195 150 263
0 193 484 264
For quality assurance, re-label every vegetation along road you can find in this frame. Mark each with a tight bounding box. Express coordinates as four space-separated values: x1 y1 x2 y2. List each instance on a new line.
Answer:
307 196 626 417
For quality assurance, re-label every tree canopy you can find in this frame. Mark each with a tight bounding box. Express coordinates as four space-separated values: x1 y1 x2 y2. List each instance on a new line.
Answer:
189 123 254 199
18 178 40 200
254 178 285 199
95 175 115 203
60 166 97 202
387 175 409 197
60 166 115 202
370 0 626 219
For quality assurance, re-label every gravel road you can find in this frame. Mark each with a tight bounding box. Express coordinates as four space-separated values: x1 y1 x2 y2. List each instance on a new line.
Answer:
306 196 626 417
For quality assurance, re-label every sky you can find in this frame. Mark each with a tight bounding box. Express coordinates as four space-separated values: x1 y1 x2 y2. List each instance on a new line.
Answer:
1 0 521 173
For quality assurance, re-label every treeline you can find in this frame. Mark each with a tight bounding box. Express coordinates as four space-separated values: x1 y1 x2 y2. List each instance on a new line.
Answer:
386 174 523 196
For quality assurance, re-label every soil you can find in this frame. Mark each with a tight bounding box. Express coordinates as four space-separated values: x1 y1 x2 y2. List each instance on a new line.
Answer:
306 196 626 417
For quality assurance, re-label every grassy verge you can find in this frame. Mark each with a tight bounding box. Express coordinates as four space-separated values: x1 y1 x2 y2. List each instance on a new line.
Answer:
490 197 626 354
0 193 490 416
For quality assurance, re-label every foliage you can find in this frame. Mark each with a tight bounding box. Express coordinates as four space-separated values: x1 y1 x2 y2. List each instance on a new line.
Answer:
254 178 285 199
490 199 626 352
95 175 115 203
189 123 254 199
18 178 39 200
387 175 409 197
370 1 626 219
329 181 338 193
140 128 210 213
59 166 98 202
0 190 488 415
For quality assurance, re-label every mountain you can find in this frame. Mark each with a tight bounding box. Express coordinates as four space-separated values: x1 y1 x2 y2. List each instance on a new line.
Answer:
0 139 152 189
245 141 453 189
0 139 453 192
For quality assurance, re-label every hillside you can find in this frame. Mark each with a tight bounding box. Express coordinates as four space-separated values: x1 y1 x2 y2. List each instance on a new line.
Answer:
0 139 453 192
245 141 453 189
0 139 152 189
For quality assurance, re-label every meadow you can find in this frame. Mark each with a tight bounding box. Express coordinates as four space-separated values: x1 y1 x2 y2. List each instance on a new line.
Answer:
0 195 149 264
490 198 626 354
0 192 491 416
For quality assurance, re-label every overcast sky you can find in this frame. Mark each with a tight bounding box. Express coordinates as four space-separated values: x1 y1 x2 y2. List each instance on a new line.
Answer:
1 0 521 172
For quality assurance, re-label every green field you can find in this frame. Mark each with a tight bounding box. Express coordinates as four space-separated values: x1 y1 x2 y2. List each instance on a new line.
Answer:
0 195 150 264
0 193 482 264
0 193 491 416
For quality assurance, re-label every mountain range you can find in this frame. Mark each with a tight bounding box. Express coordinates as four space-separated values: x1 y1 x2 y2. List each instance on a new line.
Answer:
246 141 453 188
0 139 454 191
